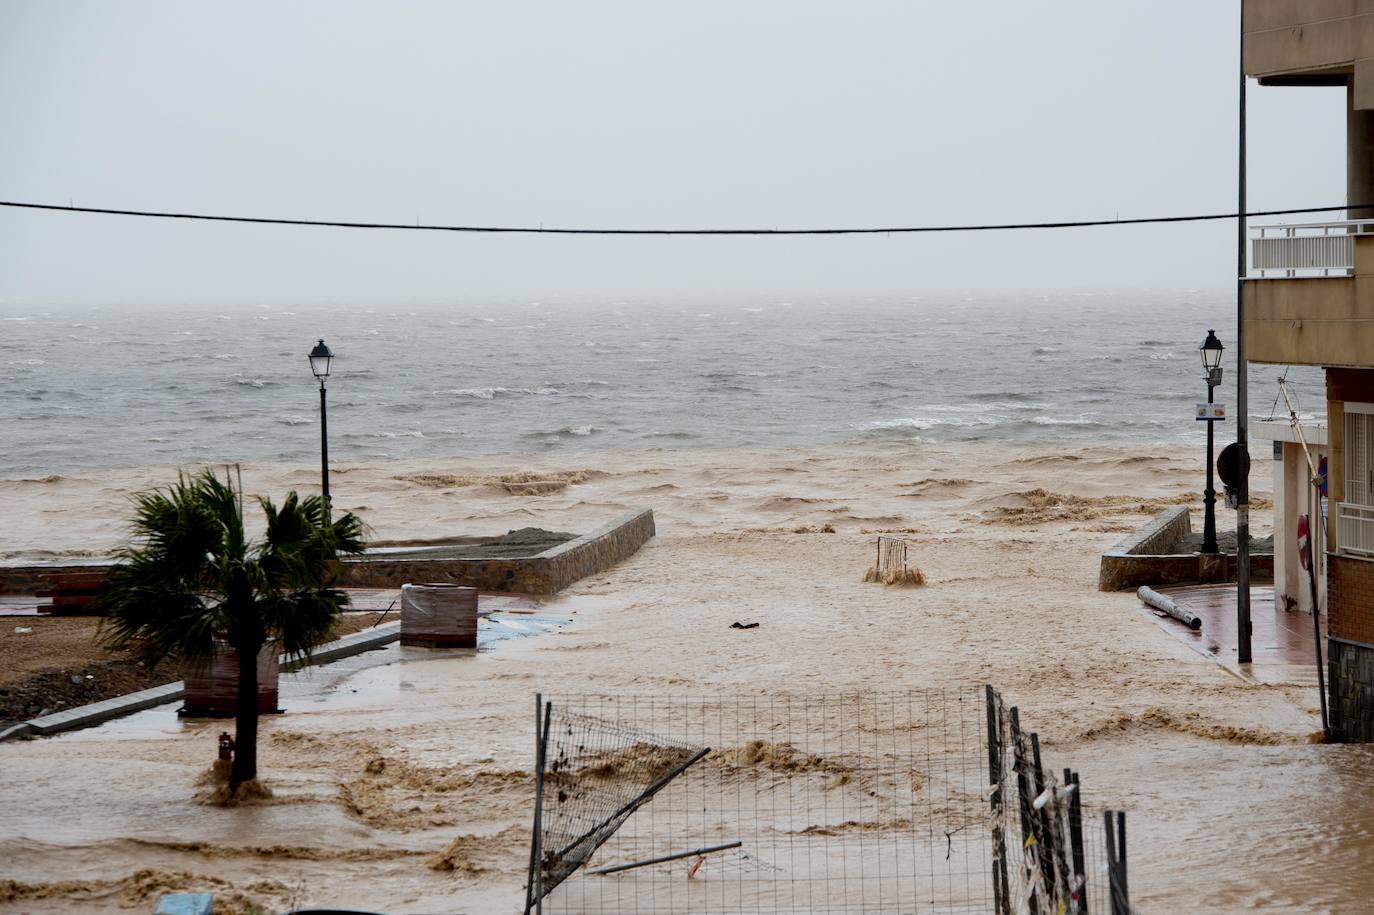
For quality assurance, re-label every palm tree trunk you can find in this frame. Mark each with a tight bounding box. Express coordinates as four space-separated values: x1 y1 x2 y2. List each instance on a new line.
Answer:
229 638 261 792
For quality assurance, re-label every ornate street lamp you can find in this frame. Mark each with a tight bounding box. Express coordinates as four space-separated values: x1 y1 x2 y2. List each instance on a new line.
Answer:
309 337 332 513
1200 329 1224 554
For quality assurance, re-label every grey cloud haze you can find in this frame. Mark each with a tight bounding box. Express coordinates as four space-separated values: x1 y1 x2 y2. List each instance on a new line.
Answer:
0 0 1349 306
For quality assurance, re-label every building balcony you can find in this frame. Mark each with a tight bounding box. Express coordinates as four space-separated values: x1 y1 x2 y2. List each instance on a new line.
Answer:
1242 222 1374 367
1338 502 1374 558
1243 0 1373 85
1251 221 1369 277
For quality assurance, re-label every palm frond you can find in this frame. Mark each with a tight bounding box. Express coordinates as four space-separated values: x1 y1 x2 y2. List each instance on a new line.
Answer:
98 473 367 667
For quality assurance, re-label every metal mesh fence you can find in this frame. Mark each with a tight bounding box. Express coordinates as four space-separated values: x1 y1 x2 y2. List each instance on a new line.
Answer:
525 688 1137 914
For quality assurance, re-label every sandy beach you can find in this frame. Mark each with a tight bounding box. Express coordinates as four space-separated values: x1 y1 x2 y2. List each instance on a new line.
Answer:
1 440 1367 913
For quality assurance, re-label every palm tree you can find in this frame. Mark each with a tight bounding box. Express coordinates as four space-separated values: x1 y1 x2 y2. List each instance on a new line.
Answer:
99 469 365 793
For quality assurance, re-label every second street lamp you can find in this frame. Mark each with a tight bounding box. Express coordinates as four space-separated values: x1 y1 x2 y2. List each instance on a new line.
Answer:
309 337 332 516
1200 329 1224 555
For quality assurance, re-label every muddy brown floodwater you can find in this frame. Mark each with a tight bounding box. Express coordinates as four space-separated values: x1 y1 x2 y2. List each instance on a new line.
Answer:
0 441 1369 913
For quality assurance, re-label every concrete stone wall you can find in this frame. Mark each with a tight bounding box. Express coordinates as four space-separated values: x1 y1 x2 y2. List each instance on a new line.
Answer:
1330 637 1374 742
1243 0 1374 80
0 512 656 597
1098 507 1193 591
1130 506 1193 556
0 562 113 595
336 509 656 594
1098 506 1273 591
1242 274 1374 369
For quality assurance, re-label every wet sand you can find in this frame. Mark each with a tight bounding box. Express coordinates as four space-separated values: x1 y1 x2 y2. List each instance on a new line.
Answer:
0 441 1367 913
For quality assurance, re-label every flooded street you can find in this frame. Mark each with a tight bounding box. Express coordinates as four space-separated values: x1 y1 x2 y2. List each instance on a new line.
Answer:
1 442 1369 912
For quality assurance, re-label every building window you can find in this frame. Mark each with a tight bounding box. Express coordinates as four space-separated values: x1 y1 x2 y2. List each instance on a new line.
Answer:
1340 404 1374 556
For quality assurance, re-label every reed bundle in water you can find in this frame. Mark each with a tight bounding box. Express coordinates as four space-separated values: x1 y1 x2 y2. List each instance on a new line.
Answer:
863 536 925 586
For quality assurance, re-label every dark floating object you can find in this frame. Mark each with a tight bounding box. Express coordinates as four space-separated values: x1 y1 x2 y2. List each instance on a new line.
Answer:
729 621 760 629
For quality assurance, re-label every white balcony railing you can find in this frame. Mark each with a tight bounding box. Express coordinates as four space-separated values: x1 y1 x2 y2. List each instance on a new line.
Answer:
1250 220 1374 278
1338 501 1374 557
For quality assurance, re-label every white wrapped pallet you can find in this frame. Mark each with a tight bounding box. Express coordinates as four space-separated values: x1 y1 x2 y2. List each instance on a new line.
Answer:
401 582 478 647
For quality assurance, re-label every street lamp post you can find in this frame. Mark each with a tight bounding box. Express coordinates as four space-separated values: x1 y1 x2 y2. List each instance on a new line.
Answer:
307 337 333 516
1200 329 1224 555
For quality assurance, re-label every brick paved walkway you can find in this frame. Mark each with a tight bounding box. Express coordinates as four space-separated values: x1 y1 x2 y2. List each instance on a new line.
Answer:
1151 583 1326 680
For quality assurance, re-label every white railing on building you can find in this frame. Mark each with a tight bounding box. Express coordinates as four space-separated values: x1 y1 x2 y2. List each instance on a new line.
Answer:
1338 502 1374 557
1250 220 1374 278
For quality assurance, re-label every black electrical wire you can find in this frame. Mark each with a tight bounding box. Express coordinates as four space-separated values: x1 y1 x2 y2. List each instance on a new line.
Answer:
0 199 1368 236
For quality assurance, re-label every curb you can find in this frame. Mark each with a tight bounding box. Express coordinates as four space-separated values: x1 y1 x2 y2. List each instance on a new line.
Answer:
0 722 33 741
2 622 402 742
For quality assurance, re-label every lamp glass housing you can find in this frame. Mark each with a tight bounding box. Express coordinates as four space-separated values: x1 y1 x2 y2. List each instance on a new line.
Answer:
1199 330 1224 371
309 339 333 380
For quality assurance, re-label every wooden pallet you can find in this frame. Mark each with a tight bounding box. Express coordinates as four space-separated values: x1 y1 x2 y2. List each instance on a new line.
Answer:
36 570 108 615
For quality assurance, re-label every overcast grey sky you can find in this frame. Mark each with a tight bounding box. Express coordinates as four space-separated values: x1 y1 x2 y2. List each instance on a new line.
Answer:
0 0 1349 306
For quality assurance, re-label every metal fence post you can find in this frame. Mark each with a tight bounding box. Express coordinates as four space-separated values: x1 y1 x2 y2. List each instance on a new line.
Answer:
1115 811 1128 912
1104 810 1130 915
1029 733 1061 903
1064 768 1087 913
524 694 543 915
525 697 552 915
985 686 1011 915
1009 708 1047 914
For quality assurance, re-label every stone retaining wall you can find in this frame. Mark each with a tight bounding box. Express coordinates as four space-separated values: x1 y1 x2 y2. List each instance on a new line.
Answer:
1329 637 1374 743
0 562 114 595
1098 507 1194 591
1098 506 1273 591
0 512 657 598
335 509 656 594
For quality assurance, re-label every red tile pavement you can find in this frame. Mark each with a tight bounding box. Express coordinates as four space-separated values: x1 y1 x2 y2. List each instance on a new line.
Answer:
1153 584 1326 666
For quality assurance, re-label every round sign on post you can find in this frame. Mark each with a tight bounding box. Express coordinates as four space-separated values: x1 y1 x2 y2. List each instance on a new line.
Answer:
1297 514 1311 571
1216 442 1251 490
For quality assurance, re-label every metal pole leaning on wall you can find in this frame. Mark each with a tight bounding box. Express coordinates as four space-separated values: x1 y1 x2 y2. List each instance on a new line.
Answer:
1305 510 1331 735
985 686 1011 915
1279 379 1332 735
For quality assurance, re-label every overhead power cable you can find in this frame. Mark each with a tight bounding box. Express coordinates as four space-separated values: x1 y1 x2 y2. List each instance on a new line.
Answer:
0 199 1364 236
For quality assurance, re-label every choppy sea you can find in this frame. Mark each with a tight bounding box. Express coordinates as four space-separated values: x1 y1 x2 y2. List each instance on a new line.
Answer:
0 292 1324 477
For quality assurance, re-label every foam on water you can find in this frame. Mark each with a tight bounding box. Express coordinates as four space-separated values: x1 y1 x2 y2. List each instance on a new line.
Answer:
0 293 1325 476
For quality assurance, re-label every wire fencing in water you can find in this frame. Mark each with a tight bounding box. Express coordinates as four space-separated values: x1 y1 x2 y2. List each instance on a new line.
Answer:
524 687 1137 914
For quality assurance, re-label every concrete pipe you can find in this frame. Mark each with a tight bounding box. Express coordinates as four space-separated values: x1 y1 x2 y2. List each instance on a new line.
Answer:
1136 586 1202 631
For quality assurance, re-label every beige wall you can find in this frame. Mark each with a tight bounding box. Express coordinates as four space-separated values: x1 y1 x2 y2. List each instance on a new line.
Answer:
1244 1 1374 81
1243 237 1374 366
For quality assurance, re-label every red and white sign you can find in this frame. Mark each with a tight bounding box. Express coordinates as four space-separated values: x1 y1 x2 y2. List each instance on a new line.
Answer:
1297 514 1311 571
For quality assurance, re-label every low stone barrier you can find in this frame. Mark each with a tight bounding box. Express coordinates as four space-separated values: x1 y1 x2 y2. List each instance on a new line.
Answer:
0 562 114 596
336 509 656 594
0 511 657 597
1099 506 1273 591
